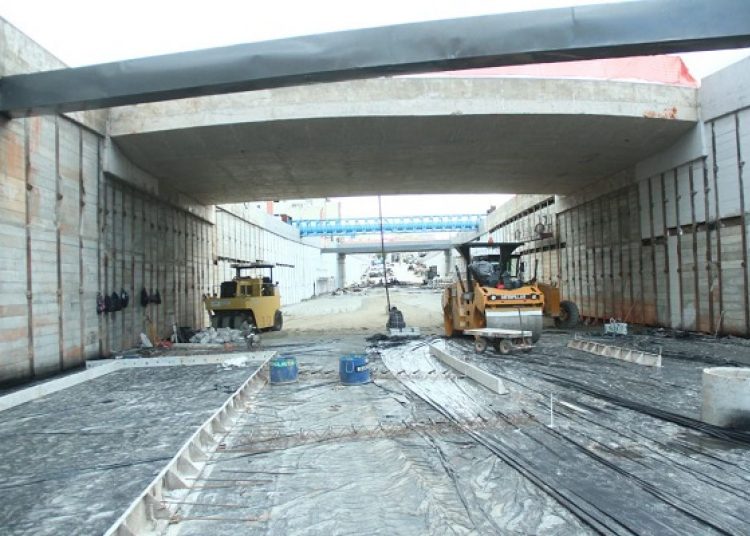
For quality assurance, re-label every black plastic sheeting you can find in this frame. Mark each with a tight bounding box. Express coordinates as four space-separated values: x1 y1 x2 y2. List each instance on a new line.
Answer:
382 339 750 536
3 0 750 116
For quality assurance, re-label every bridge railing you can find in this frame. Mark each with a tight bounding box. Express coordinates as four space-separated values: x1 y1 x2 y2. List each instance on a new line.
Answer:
293 214 483 237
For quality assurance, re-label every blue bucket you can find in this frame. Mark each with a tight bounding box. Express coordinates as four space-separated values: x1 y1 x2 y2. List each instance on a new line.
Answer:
339 354 370 385
269 355 298 384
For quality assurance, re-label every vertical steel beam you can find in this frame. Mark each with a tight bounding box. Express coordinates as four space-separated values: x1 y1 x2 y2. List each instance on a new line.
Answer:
635 183 646 325
556 211 563 298
688 163 702 331
118 185 126 351
735 113 750 335
674 168 684 328
569 209 576 311
24 119 35 377
130 191 136 345
625 188 635 321
648 177 658 325
55 117 64 370
612 195 618 319
78 128 85 364
702 160 716 333
96 140 104 356
582 203 590 319
710 123 725 333
600 198 608 319
615 194 624 319
600 197 608 319
660 173 671 327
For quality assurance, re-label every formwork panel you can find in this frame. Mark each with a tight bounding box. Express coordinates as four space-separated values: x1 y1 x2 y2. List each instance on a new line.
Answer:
0 124 26 225
638 179 652 240
704 130 720 227
667 235 681 328
664 170 677 229
740 109 750 202
649 175 665 239
718 227 746 334
678 233 696 330
58 120 83 368
712 115 741 219
27 117 61 376
694 232 712 333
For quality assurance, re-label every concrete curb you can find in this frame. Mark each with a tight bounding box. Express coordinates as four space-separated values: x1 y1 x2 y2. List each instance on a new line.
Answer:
567 338 662 367
429 344 509 395
103 352 273 536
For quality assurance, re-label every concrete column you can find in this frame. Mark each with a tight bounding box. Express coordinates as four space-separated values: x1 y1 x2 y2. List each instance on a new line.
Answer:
337 253 346 289
443 250 452 278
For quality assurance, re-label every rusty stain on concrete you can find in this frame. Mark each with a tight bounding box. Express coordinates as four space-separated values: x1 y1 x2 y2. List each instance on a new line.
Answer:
643 106 678 119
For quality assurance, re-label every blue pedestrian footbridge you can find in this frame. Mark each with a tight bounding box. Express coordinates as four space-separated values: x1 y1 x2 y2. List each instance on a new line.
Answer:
293 214 483 237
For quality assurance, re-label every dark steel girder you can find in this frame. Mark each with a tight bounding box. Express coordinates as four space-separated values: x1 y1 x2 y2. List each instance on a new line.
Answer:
2 0 750 118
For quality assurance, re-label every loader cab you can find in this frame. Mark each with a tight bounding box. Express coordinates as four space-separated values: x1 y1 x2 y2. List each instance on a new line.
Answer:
219 269 278 298
472 254 523 279
457 242 525 292
233 265 278 296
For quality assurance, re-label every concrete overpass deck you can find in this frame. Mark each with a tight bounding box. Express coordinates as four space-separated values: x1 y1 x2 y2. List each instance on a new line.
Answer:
107 76 697 205
322 239 457 255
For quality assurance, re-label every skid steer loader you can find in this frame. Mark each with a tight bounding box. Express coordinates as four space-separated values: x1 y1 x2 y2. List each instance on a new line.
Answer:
442 242 579 345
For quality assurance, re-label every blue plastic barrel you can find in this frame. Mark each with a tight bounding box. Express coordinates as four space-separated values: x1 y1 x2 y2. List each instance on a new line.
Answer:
269 355 298 384
339 354 370 385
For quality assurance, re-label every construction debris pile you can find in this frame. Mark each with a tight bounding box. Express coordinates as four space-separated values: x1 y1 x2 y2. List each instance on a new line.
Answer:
188 327 249 344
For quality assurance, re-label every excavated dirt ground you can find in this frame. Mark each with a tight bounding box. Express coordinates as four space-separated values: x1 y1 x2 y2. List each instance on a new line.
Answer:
282 286 444 334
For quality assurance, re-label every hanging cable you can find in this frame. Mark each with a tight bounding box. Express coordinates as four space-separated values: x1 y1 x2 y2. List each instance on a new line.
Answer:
378 195 392 312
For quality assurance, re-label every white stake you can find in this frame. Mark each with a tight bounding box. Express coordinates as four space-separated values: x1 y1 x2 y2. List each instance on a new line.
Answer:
549 394 555 428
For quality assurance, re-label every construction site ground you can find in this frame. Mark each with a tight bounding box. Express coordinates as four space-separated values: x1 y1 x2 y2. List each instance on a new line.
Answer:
2 287 750 535
0 362 266 536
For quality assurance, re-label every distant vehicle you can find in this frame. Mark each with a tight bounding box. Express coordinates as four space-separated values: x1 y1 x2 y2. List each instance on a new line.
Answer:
204 263 283 331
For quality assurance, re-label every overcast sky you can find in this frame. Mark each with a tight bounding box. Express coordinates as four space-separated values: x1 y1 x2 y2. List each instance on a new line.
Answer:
3 0 748 217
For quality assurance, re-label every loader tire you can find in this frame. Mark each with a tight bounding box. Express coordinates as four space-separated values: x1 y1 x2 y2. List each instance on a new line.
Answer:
554 301 580 329
272 310 283 331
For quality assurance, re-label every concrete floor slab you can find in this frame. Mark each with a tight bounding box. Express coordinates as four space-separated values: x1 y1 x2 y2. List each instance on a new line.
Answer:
160 338 589 535
149 329 750 535
0 361 264 536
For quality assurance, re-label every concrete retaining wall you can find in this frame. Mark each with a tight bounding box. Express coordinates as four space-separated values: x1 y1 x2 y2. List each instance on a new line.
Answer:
0 112 102 381
214 204 327 305
0 117 326 383
487 58 750 336
98 177 215 356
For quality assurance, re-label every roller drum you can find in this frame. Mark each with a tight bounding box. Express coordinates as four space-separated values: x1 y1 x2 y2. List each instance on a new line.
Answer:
486 309 542 342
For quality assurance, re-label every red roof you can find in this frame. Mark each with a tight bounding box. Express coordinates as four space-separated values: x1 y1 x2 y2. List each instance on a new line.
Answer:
421 56 698 87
